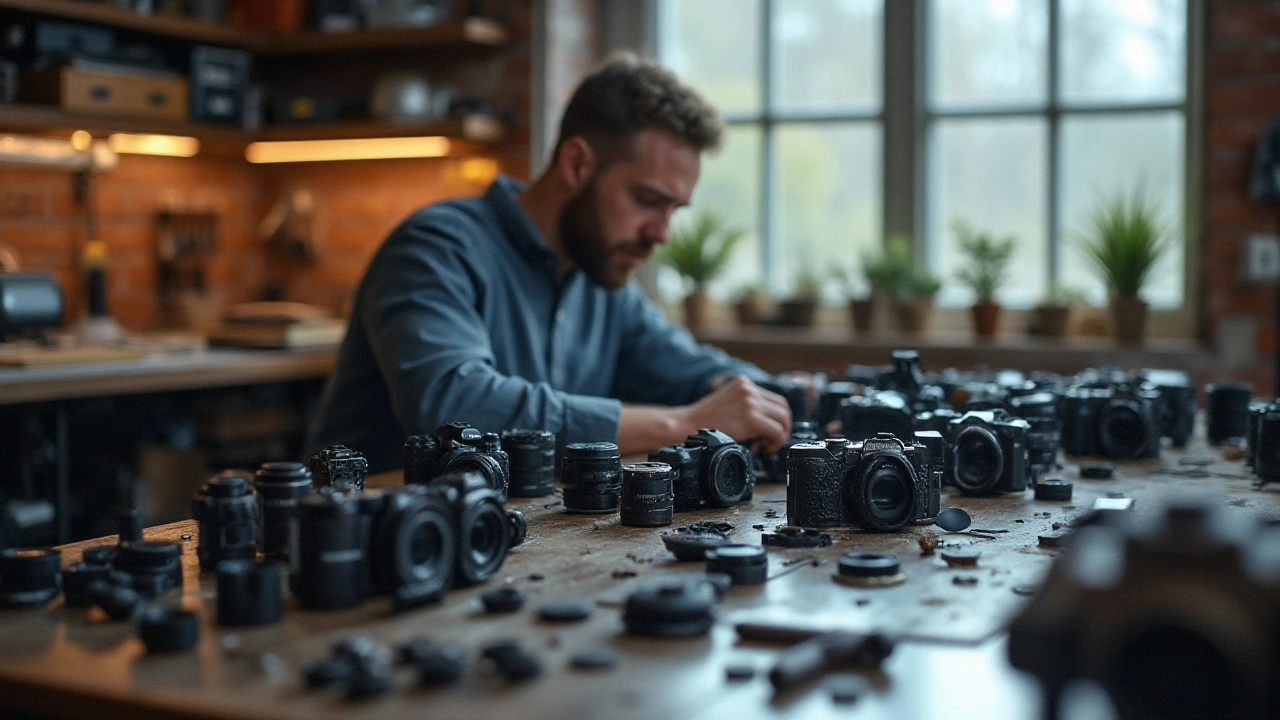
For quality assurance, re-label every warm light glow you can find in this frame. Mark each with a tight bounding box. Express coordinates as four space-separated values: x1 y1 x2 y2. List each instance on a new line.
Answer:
70 130 92 151
244 136 451 163
460 157 499 183
107 133 200 157
0 132 116 171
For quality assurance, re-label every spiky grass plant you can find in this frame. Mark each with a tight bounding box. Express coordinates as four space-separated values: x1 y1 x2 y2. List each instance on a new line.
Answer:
1077 186 1172 297
659 209 745 293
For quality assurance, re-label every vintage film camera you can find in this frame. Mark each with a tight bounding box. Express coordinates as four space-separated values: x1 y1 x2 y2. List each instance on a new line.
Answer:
1137 369 1196 447
648 429 754 510
1059 384 1160 460
838 391 915 443
404 422 510 501
757 421 820 484
946 410 1031 496
787 431 943 532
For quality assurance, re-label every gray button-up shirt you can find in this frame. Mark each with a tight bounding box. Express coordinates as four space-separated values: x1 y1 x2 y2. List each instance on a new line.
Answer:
306 176 765 472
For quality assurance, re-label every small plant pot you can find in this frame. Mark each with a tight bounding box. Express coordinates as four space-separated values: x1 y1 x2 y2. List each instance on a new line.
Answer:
1110 294 1148 345
894 298 933 334
849 298 874 334
970 301 1002 339
683 291 710 330
1032 305 1074 338
779 299 818 327
734 297 766 326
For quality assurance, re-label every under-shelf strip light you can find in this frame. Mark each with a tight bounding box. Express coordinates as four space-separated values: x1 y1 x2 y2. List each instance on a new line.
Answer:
107 133 201 158
244 136 451 164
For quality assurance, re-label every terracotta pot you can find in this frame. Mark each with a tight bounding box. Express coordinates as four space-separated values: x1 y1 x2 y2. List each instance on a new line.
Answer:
733 294 768 326
970 300 1002 339
1110 294 1148 345
894 297 933 334
849 298 874 334
1032 305 1074 338
683 291 709 330
779 299 818 327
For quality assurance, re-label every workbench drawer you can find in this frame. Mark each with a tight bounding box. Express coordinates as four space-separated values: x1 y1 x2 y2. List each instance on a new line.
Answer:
21 66 189 122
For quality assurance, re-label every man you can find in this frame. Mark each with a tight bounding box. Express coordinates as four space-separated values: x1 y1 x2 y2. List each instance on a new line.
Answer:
307 56 792 473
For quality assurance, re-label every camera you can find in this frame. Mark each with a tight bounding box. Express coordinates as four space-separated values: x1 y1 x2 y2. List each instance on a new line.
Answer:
1253 401 1280 485
838 391 914 443
648 429 754 510
1008 392 1060 474
404 422 510 501
757 421 819 484
946 410 1031 496
817 381 857 429
913 408 958 440
1059 385 1160 459
759 375 812 424
1138 369 1196 447
787 431 942 532
308 445 369 492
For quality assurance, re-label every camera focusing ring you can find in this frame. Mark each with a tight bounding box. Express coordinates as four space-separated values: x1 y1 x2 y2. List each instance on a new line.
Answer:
1097 400 1153 460
454 497 509 586
0 548 61 608
216 559 282 626
951 426 1006 496
851 453 919 532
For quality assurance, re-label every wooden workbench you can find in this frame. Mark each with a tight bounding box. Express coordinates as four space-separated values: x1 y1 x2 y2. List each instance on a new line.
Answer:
0 443 1275 720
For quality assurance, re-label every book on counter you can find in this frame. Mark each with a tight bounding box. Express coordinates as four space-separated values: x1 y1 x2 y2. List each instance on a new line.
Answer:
207 302 346 349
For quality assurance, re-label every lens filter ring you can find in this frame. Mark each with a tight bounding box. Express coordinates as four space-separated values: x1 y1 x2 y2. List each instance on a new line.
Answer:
833 552 905 588
951 426 1005 495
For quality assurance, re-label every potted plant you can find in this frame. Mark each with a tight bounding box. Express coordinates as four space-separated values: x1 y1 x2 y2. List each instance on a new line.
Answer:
731 281 769 326
658 209 744 330
834 263 873 333
952 220 1016 340
894 267 942 333
1076 185 1172 345
779 267 823 327
1031 284 1086 338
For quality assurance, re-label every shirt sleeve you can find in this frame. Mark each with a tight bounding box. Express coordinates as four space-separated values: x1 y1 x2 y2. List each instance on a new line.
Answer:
609 283 770 406
360 217 621 445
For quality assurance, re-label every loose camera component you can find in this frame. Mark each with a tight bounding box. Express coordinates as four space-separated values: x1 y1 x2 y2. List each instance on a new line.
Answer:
217 559 282 626
114 541 182 598
648 429 754 510
1008 392 1060 473
0 548 60 608
817 381 857 429
1206 382 1253 445
757 421 819 484
1246 398 1272 469
404 422 510 501
62 562 111 607
619 462 675 527
947 410 1031 496
1139 369 1196 447
1253 402 1280 485
623 576 718 637
1059 385 1160 460
253 462 313 560
759 375 812 424
191 471 259 571
838 392 914 443
138 607 200 654
705 544 767 585
308 445 369 492
290 492 367 610
501 429 556 498
1008 503 1280 720
787 431 943 532
561 442 623 514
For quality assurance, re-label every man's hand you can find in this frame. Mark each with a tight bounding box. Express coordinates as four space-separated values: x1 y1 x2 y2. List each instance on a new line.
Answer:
676 376 792 454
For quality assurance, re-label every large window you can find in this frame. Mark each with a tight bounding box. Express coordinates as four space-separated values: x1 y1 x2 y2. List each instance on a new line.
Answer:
657 0 1192 312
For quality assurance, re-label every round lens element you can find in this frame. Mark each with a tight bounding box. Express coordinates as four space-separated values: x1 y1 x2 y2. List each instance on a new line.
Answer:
1098 402 1149 459
456 500 509 586
951 426 1004 495
851 455 917 532
703 446 750 508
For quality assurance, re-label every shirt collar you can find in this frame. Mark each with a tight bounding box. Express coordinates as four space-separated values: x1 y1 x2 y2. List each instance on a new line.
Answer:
484 175 558 262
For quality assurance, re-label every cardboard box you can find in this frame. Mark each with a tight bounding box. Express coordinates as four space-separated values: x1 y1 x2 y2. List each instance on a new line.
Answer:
21 65 189 122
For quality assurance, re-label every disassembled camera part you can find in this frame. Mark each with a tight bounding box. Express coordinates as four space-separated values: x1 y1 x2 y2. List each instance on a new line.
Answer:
506 509 528 547
833 552 905 588
253 461 314 560
307 445 369 493
571 649 618 671
405 422 510 501
114 541 182 598
761 526 831 548
192 471 259 572
619 462 675 527
1033 479 1074 502
724 664 756 681
1078 462 1115 479
623 577 717 637
400 639 466 686
87 575 144 620
1037 532 1071 548
501 429 557 498
62 562 111 608
661 525 731 562
137 607 200 654
649 429 755 511
757 421 820 484
918 534 940 555
480 587 526 614
290 492 367 610
1092 495 1135 512
705 544 768 586
788 432 943 533
216 559 282 627
947 410 1031 496
82 545 116 566
119 510 144 544
481 641 542 683
561 442 623 514
939 548 980 569
768 631 894 694
933 507 971 532
0 548 61 608
538 599 593 622
1009 502 1280 720
1206 381 1253 446
304 636 395 699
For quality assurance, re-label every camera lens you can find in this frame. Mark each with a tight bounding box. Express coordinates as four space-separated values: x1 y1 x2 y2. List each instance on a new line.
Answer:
307 445 369 492
192 471 259 571
1098 401 1153 459
115 541 182 598
650 444 699 512
1010 393 1060 470
290 493 366 610
445 452 509 502
1254 406 1280 482
700 444 751 508
561 443 622 514
619 462 675 527
217 559 282 626
254 462 313 561
455 494 508 587
119 510 144 544
0 548 61 608
368 490 456 599
502 429 556 498
63 562 111 607
1246 399 1270 468
851 456 918 531
951 426 1006 495
1206 382 1253 445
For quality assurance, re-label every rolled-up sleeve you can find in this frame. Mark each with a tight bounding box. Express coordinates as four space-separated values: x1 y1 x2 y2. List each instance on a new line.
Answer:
362 222 621 443
610 284 769 406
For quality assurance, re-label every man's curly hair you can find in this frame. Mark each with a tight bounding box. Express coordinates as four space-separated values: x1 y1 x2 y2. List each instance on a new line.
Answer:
553 54 723 166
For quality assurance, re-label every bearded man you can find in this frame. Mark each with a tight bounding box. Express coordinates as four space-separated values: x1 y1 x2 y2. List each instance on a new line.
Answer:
307 56 792 473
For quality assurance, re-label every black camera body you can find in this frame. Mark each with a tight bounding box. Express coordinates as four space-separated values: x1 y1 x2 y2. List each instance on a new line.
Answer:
758 421 819 484
404 422 510 501
838 391 915 443
1138 369 1196 447
648 429 753 509
946 410 1031 496
1059 385 1160 460
308 445 369 492
787 431 943 532
1253 401 1280 484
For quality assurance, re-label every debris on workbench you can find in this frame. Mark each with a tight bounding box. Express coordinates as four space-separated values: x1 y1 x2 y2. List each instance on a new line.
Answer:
1078 462 1115 479
940 548 980 568
952 576 978 586
661 525 732 561
538 599 593 622
611 570 637 579
570 648 618 671
481 587 526 614
1038 532 1070 548
623 577 717 637
482 641 542 682
724 664 755 681
918 534 939 555
761 526 831 548
1011 585 1037 596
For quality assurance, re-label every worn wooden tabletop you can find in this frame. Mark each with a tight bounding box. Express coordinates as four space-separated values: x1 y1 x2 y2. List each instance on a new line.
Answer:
0 441 1275 720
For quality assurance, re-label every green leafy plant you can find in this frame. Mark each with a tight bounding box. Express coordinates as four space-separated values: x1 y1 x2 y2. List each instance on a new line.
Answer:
731 280 767 301
1076 185 1172 297
902 268 942 302
1039 283 1087 307
861 236 913 297
952 220 1016 303
658 209 745 292
790 266 824 300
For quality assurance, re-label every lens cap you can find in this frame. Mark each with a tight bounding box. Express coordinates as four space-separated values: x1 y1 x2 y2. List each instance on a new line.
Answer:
481 587 526 613
623 578 716 637
0 548 61 608
1034 479 1074 502
137 607 200 653
705 544 767 585
834 552 906 587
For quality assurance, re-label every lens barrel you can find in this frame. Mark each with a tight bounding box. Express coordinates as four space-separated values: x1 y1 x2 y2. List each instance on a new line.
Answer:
1207 382 1253 445
619 462 675 527
254 462 313 560
0 548 61 608
192 471 259 571
561 442 622 514
502 429 557 498
290 493 366 610
217 559 282 626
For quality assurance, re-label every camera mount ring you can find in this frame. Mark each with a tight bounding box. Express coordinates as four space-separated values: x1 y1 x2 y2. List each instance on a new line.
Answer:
850 453 919 533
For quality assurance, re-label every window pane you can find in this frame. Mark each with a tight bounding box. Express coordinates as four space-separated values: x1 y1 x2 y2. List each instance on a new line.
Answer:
928 0 1048 110
1058 113 1185 309
772 0 883 115
658 125 763 301
928 118 1048 308
659 0 762 116
775 122 882 299
1060 0 1186 105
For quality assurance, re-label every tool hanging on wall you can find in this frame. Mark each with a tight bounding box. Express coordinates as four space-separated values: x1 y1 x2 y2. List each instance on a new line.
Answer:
259 188 318 302
156 204 218 329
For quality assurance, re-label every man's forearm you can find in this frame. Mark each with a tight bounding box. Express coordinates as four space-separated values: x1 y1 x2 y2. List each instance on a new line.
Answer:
616 404 694 456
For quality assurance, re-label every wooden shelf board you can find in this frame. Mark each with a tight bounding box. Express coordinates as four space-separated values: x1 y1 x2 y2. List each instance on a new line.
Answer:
253 114 504 143
0 0 252 47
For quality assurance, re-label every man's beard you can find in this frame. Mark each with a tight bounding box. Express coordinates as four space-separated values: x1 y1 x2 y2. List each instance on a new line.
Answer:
559 179 651 290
